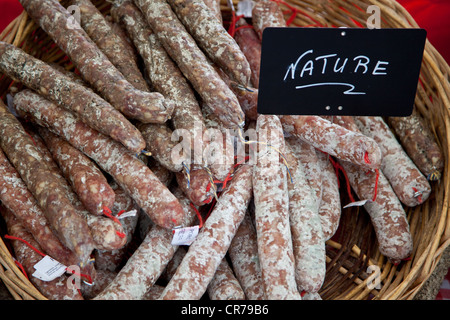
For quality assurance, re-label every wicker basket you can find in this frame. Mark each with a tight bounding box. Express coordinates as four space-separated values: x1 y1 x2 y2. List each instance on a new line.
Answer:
0 0 449 300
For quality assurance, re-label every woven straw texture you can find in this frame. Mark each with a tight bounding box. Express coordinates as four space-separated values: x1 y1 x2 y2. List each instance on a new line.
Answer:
0 0 449 300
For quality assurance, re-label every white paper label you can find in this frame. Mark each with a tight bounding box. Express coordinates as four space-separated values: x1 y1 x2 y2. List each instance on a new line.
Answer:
226 0 235 10
32 255 67 282
343 199 372 209
171 226 200 246
118 209 137 219
236 0 255 18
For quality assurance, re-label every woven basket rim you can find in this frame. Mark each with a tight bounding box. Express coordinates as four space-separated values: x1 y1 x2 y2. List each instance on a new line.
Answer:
0 0 449 300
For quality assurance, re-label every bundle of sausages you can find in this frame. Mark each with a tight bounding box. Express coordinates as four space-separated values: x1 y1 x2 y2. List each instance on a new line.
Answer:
0 0 444 300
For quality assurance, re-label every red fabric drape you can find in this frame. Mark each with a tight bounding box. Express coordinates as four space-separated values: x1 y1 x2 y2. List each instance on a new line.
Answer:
397 0 450 64
0 0 22 32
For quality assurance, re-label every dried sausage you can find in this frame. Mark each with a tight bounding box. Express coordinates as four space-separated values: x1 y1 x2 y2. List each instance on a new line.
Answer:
93 222 177 299
330 116 413 263
233 16 262 88
252 114 301 300
68 0 150 92
284 141 326 293
285 136 322 207
148 157 174 187
133 0 245 128
13 89 186 230
37 128 115 216
0 99 95 265
2 206 83 300
167 0 252 86
281 115 382 170
201 102 236 181
340 159 413 264
0 147 78 267
18 0 173 124
215 66 259 121
202 0 222 23
93 181 139 272
136 123 184 172
207 259 246 300
93 187 198 300
353 116 431 207
316 150 342 240
175 165 214 206
81 269 117 300
110 1 205 160
0 41 145 153
159 164 253 299
252 0 287 39
228 212 266 300
388 108 444 181
35 127 127 252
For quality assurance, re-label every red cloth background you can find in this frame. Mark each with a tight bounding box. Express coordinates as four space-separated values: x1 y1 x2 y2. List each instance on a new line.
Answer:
0 0 22 32
397 0 450 64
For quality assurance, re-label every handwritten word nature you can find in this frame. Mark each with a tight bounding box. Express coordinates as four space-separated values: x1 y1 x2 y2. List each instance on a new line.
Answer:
283 50 389 95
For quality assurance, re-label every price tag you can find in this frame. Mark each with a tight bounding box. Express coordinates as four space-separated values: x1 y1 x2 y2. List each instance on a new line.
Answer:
117 209 137 219
343 199 372 209
257 27 427 116
171 226 200 246
236 0 255 18
32 255 67 282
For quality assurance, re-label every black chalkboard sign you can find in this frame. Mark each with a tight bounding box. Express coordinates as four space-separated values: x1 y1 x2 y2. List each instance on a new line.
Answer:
257 27 427 116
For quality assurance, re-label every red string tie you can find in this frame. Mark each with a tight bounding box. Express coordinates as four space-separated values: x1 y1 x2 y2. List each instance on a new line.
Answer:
102 206 126 239
402 256 412 262
190 202 204 228
228 11 246 37
4 234 46 257
326 153 356 203
412 187 423 203
13 259 29 280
